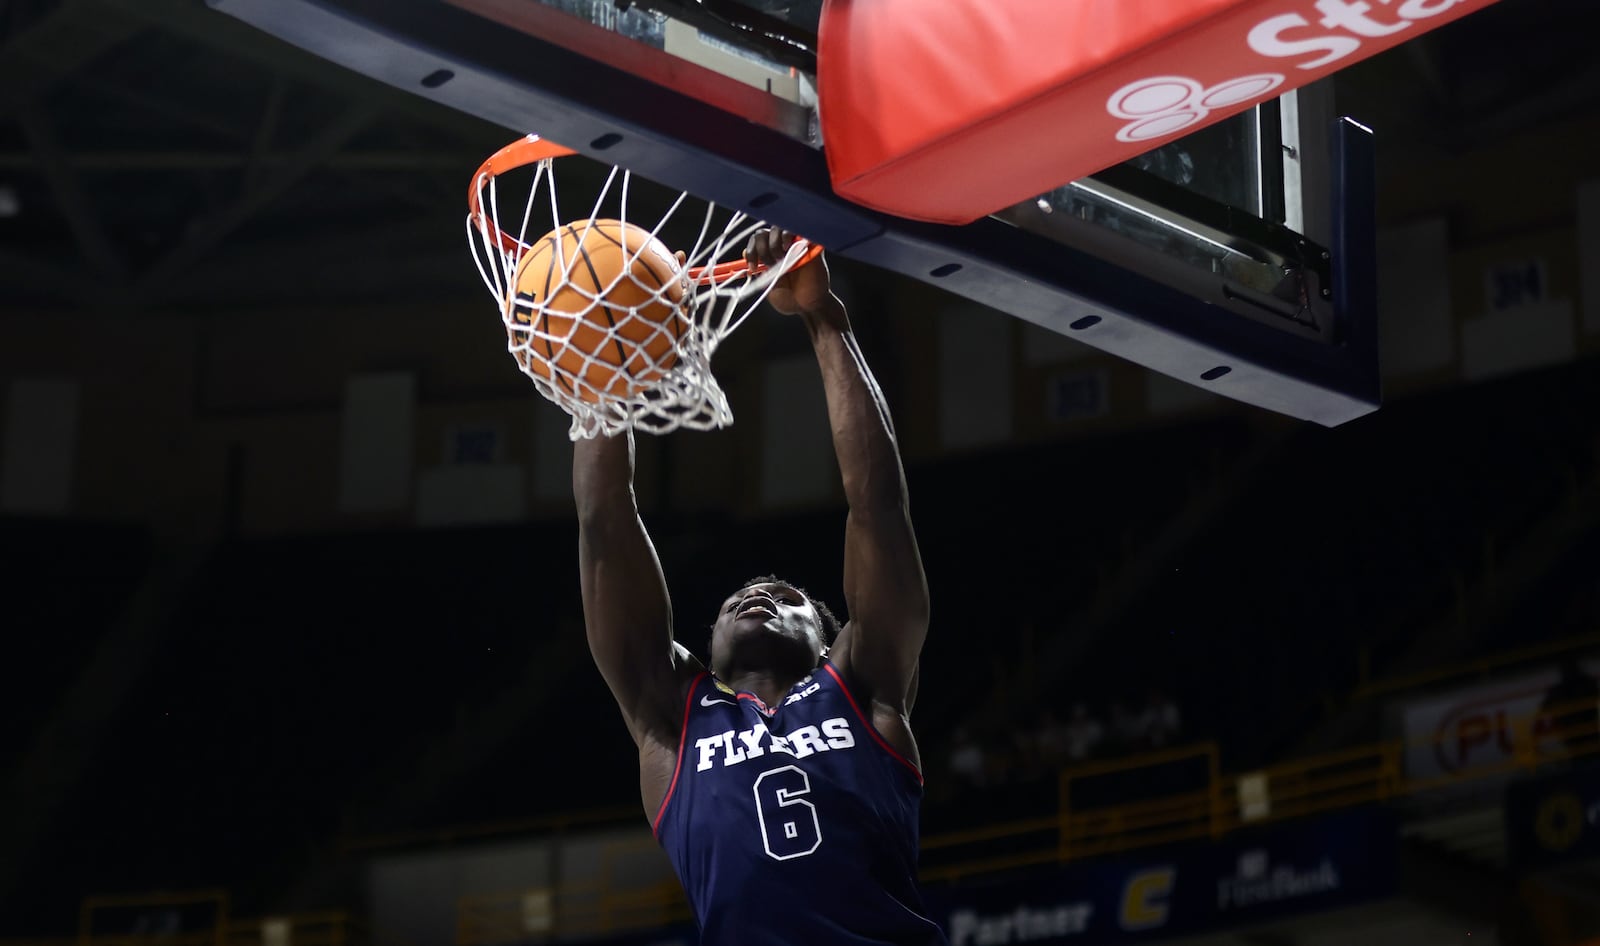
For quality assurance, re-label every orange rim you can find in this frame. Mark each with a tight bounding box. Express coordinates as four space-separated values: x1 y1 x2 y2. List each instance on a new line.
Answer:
467 135 577 255
689 241 825 285
469 134 824 284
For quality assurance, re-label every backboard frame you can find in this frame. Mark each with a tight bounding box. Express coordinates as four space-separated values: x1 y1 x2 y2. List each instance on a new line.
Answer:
209 0 1379 427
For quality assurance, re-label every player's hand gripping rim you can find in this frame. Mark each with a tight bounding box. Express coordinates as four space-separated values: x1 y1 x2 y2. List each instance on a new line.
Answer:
746 228 843 324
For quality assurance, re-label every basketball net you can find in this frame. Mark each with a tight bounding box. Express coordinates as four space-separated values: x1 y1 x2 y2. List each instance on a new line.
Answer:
468 135 818 440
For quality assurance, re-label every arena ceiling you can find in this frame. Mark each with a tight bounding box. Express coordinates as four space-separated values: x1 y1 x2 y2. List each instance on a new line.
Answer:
0 0 1595 311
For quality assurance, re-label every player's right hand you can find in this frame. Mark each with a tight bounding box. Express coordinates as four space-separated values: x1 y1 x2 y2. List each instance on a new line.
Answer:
746 227 834 319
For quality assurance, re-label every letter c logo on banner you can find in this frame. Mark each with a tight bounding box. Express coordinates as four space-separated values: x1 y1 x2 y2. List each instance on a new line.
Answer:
1120 867 1175 931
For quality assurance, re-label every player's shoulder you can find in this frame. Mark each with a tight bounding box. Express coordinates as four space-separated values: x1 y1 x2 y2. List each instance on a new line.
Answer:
629 643 706 747
813 653 866 703
819 637 920 726
670 640 707 676
665 643 711 711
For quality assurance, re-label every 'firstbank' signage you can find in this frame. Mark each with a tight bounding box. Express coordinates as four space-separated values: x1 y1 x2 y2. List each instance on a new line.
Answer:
1216 848 1341 910
924 809 1395 945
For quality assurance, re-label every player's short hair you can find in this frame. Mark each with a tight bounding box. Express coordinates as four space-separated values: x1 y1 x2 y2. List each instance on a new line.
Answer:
737 574 842 645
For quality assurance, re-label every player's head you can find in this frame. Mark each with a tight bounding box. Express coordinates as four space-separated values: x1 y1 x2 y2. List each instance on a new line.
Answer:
709 575 840 680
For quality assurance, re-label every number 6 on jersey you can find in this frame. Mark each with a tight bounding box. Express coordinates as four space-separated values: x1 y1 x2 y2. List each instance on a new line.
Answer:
754 766 822 860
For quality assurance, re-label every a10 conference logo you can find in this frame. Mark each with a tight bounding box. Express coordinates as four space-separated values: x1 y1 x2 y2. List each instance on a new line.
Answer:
1107 0 1471 143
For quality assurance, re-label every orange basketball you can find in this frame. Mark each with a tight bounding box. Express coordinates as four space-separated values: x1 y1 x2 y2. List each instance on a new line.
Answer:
506 219 688 404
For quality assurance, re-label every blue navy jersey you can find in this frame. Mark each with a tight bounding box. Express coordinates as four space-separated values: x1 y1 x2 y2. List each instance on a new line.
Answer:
654 663 947 946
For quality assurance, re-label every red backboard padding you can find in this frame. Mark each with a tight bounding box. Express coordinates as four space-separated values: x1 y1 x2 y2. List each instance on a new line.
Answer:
819 0 1501 225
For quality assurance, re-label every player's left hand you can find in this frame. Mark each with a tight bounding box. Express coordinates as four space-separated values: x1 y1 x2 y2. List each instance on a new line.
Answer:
746 227 835 318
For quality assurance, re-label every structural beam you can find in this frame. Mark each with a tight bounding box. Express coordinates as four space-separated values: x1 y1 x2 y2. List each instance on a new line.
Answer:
71 69 255 143
16 105 128 283
242 76 289 191
0 0 143 112
97 0 502 146
129 104 378 306
0 150 483 171
164 219 465 304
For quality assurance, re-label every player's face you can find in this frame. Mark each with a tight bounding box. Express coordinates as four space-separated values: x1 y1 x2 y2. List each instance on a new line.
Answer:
711 581 824 669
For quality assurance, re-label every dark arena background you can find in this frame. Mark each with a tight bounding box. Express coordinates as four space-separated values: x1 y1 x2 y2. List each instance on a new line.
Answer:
3 1 1600 945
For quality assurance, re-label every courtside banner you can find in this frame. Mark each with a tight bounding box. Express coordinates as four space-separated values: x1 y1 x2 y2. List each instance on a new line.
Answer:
921 808 1396 945
1505 766 1600 871
1392 657 1600 783
820 0 1504 224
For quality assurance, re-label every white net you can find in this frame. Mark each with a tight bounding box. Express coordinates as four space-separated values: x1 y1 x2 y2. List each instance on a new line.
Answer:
468 136 814 440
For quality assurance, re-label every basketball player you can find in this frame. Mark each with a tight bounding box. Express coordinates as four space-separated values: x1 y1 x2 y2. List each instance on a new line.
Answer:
573 227 946 945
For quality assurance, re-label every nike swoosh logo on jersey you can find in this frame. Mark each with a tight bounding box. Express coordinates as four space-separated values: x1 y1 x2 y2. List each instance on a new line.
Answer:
701 695 735 707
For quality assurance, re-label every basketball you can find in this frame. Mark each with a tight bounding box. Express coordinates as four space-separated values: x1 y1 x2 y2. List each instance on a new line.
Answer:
507 219 689 403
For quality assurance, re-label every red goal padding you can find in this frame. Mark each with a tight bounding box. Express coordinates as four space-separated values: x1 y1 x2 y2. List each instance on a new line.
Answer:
819 0 1501 225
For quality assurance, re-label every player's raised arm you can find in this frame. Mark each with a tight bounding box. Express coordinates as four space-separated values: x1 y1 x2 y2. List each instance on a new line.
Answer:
748 230 929 718
573 429 697 748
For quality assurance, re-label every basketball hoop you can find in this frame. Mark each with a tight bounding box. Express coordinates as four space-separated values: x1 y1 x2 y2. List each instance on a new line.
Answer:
467 135 822 440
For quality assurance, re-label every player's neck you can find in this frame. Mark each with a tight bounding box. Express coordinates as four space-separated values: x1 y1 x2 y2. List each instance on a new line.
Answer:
719 668 806 708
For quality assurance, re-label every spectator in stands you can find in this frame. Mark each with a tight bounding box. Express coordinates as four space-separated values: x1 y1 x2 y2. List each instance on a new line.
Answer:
131 909 181 938
980 720 1023 787
1108 699 1146 754
1062 702 1104 763
948 725 988 790
1030 707 1073 769
1143 688 1183 749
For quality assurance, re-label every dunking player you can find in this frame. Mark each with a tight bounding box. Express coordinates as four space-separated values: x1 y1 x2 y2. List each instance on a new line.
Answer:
573 228 947 945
